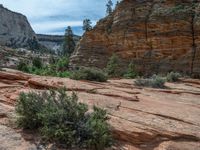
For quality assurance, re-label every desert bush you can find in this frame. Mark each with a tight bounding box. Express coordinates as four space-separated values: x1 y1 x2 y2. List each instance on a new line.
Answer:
15 89 112 149
38 90 88 146
106 54 120 77
16 92 45 129
17 56 72 78
32 57 43 69
57 71 71 78
123 61 137 79
17 60 29 72
70 67 108 82
135 75 165 88
56 57 69 71
83 106 112 150
166 72 181 82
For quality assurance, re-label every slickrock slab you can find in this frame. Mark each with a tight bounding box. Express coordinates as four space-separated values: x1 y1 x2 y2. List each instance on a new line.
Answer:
0 125 37 150
0 70 32 80
0 70 200 150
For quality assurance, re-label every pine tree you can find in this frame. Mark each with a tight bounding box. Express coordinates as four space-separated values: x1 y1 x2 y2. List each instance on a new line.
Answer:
63 26 75 56
83 19 92 32
106 0 113 15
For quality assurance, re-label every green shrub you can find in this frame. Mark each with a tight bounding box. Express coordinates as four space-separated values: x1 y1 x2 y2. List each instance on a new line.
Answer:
56 57 69 71
84 106 112 150
123 62 137 79
70 67 108 82
38 90 88 146
166 72 181 82
57 71 71 78
17 56 72 78
32 57 43 69
15 89 112 149
16 92 45 129
17 60 29 72
106 54 120 77
135 75 166 88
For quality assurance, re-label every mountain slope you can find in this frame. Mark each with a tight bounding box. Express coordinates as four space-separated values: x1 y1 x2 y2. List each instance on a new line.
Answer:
0 4 36 48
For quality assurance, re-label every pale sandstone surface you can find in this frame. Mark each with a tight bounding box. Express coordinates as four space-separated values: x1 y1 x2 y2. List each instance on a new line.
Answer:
0 69 200 150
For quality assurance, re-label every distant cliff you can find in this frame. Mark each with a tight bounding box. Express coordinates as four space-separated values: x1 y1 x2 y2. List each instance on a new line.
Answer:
70 0 200 75
0 4 36 48
37 34 80 52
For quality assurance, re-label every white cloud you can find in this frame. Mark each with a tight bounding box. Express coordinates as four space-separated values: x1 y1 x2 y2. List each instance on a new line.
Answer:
33 21 82 31
32 20 95 32
0 0 117 35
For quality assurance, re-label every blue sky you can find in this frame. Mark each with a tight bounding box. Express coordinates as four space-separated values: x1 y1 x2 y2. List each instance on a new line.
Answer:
0 0 118 35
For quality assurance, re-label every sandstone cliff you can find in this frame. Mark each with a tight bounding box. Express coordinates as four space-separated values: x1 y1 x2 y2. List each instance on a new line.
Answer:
70 0 200 75
0 4 36 48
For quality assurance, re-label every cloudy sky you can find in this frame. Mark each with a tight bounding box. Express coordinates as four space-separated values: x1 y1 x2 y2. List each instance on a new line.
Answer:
0 0 118 35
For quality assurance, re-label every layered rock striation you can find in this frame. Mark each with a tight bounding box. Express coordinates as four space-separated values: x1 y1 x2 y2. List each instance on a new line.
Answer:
70 0 200 75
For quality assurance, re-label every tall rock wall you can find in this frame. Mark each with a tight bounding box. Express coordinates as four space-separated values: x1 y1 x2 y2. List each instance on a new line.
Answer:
0 4 36 48
70 0 200 75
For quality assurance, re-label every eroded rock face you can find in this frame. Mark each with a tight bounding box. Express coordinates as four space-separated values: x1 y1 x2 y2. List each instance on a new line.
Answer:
0 69 200 149
0 4 36 48
70 0 200 75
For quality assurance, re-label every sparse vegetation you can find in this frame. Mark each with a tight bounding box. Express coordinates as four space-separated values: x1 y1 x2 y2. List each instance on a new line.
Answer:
123 61 137 79
16 89 112 149
166 72 181 82
17 60 29 72
135 75 166 88
32 57 43 69
106 54 121 77
70 67 108 82
55 57 69 71
17 57 71 78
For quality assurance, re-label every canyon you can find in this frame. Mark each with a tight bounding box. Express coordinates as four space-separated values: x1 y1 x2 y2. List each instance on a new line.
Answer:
0 0 200 149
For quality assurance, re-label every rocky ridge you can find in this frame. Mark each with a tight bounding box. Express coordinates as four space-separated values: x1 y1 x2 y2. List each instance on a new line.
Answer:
70 0 200 76
37 34 80 52
0 4 36 48
0 69 200 149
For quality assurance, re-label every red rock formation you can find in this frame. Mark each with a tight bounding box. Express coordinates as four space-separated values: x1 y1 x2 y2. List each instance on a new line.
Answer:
0 70 200 149
70 0 200 75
